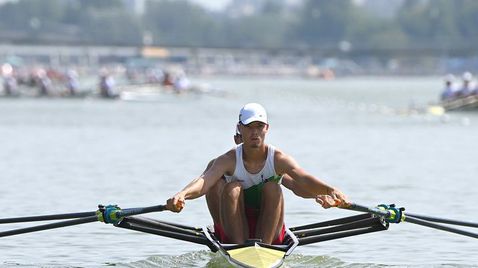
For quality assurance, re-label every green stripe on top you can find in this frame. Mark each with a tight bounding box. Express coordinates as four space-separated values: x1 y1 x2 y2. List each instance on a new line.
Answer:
243 175 282 209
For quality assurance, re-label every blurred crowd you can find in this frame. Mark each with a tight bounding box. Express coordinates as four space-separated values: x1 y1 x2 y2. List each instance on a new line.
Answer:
0 62 193 99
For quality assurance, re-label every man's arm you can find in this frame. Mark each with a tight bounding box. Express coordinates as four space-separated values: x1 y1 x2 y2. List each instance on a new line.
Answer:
275 150 348 208
166 150 234 212
281 174 319 198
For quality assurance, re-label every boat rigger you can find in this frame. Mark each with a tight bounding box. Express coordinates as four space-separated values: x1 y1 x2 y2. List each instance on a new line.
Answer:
0 203 477 268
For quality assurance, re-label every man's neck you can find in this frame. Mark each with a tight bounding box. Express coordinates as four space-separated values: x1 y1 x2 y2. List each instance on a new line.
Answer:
242 143 268 162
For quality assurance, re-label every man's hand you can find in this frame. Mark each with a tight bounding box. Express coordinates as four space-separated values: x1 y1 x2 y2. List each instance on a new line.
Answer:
166 193 185 213
315 187 349 209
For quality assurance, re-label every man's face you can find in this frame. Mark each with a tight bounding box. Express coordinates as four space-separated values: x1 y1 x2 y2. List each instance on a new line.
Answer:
239 121 269 148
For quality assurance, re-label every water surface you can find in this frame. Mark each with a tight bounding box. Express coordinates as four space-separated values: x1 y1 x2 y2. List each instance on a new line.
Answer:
1 77 477 267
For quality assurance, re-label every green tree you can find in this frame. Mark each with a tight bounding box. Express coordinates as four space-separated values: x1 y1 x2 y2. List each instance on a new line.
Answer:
143 0 222 46
293 0 357 47
396 0 465 47
454 0 478 43
347 7 407 51
82 9 142 45
0 0 64 31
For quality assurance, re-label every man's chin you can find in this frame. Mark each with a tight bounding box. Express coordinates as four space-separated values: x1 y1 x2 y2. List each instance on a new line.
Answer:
249 142 261 148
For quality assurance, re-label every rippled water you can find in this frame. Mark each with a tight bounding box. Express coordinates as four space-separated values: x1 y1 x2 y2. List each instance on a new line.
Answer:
1 77 477 267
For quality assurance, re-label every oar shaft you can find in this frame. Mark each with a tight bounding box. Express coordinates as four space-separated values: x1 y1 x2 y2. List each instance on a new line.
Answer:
117 205 167 218
343 203 391 218
0 216 98 238
405 216 478 239
406 213 478 228
344 203 478 239
0 205 167 225
290 213 372 231
0 211 96 224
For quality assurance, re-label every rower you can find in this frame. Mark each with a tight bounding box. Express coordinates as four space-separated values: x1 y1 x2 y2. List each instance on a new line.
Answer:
65 69 79 96
440 74 456 101
37 68 52 97
173 73 191 94
456 72 474 98
166 103 349 245
206 123 336 236
99 70 117 98
1 63 18 96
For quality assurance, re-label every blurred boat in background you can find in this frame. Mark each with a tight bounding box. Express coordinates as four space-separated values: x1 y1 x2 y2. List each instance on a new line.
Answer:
440 95 478 111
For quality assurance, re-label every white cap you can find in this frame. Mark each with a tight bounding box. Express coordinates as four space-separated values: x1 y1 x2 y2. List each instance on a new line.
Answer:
463 72 473 81
239 103 268 125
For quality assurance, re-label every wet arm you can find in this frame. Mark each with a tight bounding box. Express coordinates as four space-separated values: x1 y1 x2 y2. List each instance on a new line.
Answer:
177 158 226 200
277 153 335 198
281 174 324 198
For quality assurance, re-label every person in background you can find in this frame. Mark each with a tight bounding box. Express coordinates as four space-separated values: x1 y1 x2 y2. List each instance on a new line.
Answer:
470 74 478 96
1 63 18 96
440 74 456 101
173 74 191 94
37 68 52 96
162 72 174 87
65 69 79 96
456 72 474 98
99 70 117 98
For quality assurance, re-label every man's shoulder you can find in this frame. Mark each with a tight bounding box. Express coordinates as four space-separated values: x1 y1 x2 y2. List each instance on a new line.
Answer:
272 146 298 175
272 146 294 166
272 146 287 158
216 147 237 163
211 147 237 175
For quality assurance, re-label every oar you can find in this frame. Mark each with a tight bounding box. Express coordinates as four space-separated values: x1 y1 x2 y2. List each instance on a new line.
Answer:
344 203 392 218
406 212 478 228
0 216 98 238
405 216 478 239
0 204 168 238
117 205 167 216
346 204 478 228
0 205 168 224
344 203 478 239
0 211 97 224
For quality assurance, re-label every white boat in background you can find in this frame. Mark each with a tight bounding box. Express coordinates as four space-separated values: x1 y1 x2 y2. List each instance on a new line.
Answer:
119 87 164 102
118 83 228 102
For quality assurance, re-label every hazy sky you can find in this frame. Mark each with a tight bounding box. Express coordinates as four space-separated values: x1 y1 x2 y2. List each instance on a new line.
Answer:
190 0 230 10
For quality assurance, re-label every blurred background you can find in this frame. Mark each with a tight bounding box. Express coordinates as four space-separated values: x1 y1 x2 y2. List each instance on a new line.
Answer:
0 0 478 79
1 0 478 94
1 0 477 267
